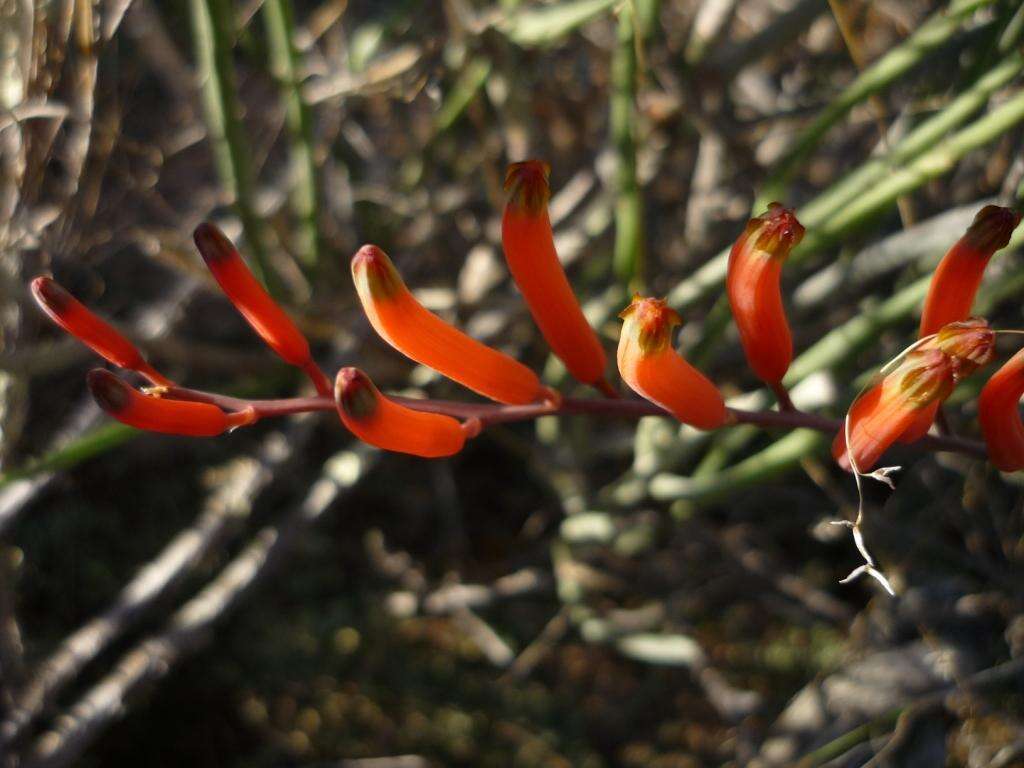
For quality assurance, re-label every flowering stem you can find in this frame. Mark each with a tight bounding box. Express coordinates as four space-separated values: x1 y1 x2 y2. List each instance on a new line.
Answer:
158 385 987 459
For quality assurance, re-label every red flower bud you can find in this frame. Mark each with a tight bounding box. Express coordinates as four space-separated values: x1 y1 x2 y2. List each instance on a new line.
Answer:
193 223 329 395
617 295 726 429
334 367 468 458
726 203 805 385
834 349 955 471
87 369 254 436
351 244 545 405
919 205 1020 338
502 161 610 391
978 348 1024 472
31 276 171 387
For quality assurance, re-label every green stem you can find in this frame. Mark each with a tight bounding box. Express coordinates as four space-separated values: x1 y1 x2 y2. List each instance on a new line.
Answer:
668 80 1024 311
262 0 321 271
755 0 996 209
190 0 276 292
611 1 644 287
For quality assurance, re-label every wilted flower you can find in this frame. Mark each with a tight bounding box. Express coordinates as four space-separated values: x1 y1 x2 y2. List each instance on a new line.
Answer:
834 348 955 472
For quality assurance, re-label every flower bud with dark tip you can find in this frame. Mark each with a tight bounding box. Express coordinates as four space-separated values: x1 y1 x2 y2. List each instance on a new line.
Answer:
334 367 469 458
617 295 726 429
726 203 805 385
193 222 329 395
351 244 545 405
31 276 171 386
87 369 255 436
919 205 1021 338
502 161 611 393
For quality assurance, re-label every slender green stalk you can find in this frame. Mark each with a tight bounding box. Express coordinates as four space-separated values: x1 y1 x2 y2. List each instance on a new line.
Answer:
799 50 1024 226
649 429 828 505
669 82 1024 310
433 57 492 134
611 1 644 287
755 0 996 209
0 424 136 490
190 0 276 291
502 0 618 47
808 88 1024 248
263 0 321 271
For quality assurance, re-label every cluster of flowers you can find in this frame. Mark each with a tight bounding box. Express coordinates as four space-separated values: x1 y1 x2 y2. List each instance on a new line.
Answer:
28 161 1024 475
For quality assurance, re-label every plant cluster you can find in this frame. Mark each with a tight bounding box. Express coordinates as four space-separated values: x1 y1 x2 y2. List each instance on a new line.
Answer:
29 161 1023 591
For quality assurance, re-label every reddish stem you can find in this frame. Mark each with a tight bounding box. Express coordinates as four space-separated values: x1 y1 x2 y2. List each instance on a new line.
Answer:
157 385 986 459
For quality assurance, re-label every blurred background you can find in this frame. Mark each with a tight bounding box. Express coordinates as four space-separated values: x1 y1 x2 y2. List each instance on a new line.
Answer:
2 0 1024 765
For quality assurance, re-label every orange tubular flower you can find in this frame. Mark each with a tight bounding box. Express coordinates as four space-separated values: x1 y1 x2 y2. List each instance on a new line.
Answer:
31 276 171 386
502 161 611 393
978 348 1024 472
919 205 1021 338
616 295 727 429
87 369 255 436
897 317 996 444
726 203 805 386
351 244 545 405
833 349 955 472
334 368 469 458
193 223 330 395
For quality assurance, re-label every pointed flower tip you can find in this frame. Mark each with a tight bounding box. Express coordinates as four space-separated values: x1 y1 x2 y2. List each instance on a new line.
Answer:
504 160 551 216
351 244 402 300
964 205 1022 253
86 368 129 414
619 295 682 354
334 367 379 420
749 203 805 257
192 222 236 265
